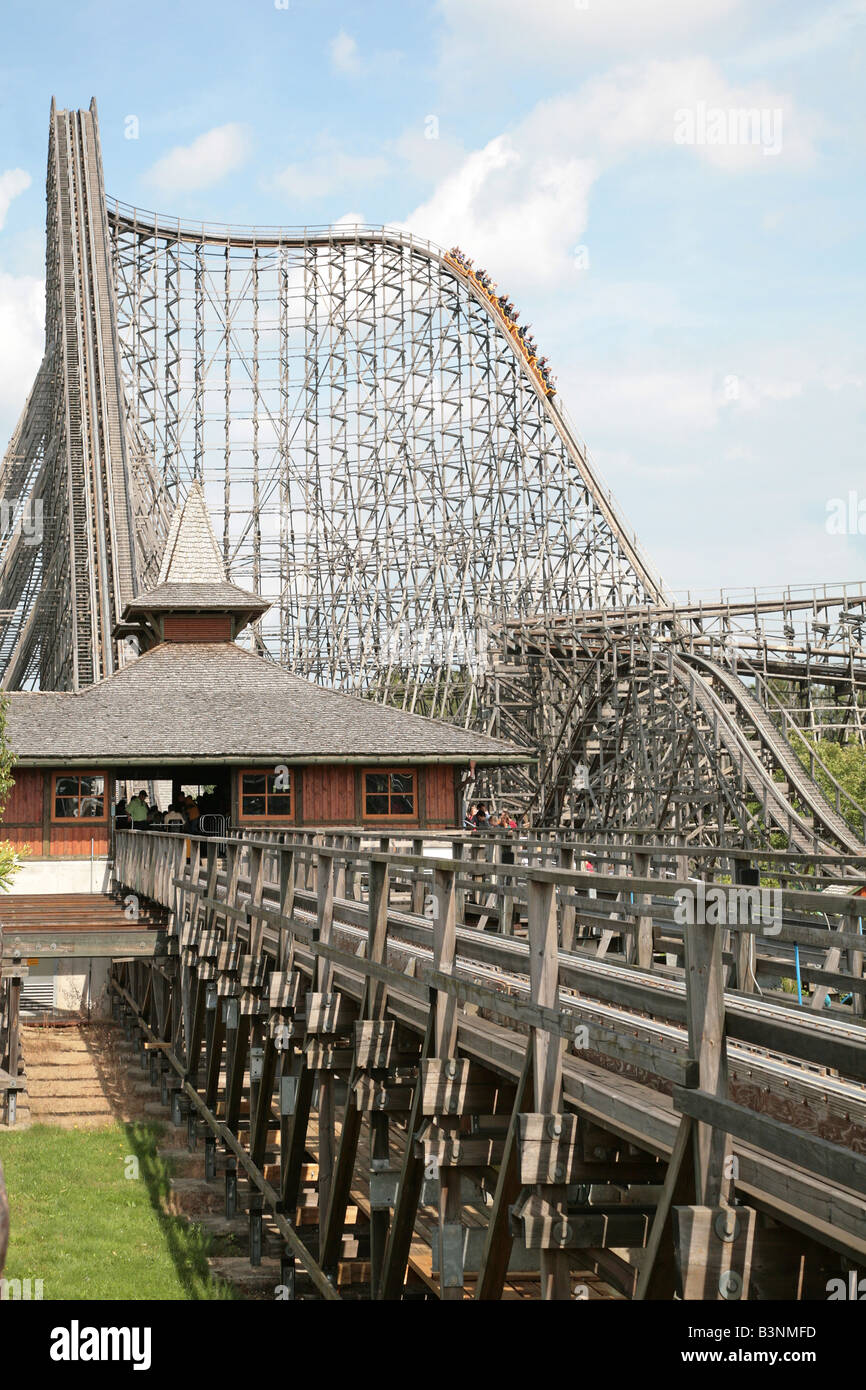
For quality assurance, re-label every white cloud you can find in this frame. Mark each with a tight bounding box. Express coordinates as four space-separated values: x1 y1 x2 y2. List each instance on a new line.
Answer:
402 60 816 285
563 366 809 448
402 133 597 287
329 30 361 75
436 0 746 74
273 140 388 202
0 170 31 231
145 124 250 193
0 272 44 425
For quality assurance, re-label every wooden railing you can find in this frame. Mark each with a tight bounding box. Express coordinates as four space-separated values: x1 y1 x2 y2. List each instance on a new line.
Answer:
0 925 24 1126
110 827 866 1299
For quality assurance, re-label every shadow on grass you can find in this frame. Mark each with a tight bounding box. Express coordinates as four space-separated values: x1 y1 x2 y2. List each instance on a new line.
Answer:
73 1020 232 1298
122 1120 235 1301
72 1021 237 1299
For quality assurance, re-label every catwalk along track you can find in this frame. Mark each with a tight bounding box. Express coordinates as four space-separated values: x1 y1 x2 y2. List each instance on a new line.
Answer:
94 826 866 1301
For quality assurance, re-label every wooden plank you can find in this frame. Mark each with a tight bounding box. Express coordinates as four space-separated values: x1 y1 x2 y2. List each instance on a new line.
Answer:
378 1012 436 1300
673 1087 866 1198
673 1204 757 1301
684 917 730 1207
527 875 570 1300
635 1114 695 1300
421 1059 510 1116
474 1044 534 1300
321 855 392 1276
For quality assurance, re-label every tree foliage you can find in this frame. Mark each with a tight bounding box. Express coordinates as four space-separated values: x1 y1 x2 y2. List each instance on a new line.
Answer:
794 733 866 835
0 695 22 891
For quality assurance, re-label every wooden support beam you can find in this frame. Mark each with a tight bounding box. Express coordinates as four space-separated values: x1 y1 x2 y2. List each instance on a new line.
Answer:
474 1044 533 1300
378 1012 435 1300
315 851 337 1225
673 1088 866 1198
683 916 731 1208
673 1204 757 1301
321 856 391 1278
527 875 570 1300
635 1114 696 1300
431 863 463 1301
632 843 653 970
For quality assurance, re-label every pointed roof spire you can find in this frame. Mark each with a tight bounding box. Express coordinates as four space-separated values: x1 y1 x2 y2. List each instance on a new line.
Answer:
157 480 227 585
119 481 270 640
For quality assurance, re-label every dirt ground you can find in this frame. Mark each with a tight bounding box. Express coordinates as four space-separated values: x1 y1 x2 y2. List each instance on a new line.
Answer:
17 1021 154 1128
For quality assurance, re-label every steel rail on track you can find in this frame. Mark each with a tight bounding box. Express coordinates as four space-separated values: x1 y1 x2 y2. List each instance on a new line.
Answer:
671 651 865 856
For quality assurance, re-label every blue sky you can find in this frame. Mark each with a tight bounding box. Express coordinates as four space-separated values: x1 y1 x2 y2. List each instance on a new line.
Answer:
1 0 864 595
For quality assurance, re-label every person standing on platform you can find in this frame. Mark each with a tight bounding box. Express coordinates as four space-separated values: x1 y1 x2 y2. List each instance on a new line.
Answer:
129 790 148 830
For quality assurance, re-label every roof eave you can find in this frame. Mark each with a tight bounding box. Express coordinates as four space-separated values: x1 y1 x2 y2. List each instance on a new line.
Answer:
9 751 531 768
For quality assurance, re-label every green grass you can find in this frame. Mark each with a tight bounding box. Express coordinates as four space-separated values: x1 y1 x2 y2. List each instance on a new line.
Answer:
0 1121 234 1300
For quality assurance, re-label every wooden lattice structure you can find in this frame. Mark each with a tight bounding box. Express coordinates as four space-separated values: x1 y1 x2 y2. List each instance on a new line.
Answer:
1 101 864 852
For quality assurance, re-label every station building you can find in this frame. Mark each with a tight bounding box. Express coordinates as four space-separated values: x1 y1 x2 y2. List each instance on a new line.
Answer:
0 484 522 1009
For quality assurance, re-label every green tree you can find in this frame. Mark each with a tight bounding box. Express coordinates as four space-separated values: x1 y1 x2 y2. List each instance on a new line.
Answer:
0 695 22 890
794 733 866 836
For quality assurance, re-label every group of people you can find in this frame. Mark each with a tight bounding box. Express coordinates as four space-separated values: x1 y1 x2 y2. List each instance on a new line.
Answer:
464 803 521 833
446 248 557 396
116 790 201 831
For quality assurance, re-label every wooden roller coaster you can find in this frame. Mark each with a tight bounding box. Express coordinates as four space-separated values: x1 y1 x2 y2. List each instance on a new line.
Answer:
78 825 866 1301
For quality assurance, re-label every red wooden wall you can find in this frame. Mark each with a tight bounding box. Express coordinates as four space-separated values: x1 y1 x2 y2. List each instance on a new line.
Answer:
4 769 42 822
425 763 457 827
236 764 460 829
0 761 463 856
0 768 111 858
49 823 111 857
163 613 233 642
1 768 43 855
301 766 355 824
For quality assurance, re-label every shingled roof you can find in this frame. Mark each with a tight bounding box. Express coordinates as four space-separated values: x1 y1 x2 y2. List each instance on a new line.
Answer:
158 480 227 584
9 481 523 769
4 642 522 766
122 482 269 622
124 580 270 615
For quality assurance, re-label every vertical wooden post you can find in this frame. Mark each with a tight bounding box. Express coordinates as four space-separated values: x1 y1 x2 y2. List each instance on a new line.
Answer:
501 838 516 938
527 874 570 1300
733 861 759 994
346 834 362 902
411 837 425 917
558 844 576 953
632 837 653 970
684 914 730 1208
433 866 458 1057
451 839 465 927
433 864 462 1300
367 855 391 1290
475 838 500 932
247 843 264 955
315 850 336 1225
278 846 296 970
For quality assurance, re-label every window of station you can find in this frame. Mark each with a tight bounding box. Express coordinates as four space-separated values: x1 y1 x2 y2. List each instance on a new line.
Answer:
239 769 293 820
363 769 416 819
52 773 107 820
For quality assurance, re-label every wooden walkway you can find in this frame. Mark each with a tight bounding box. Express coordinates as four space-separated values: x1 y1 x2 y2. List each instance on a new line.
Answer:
90 828 866 1297
1 893 166 956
